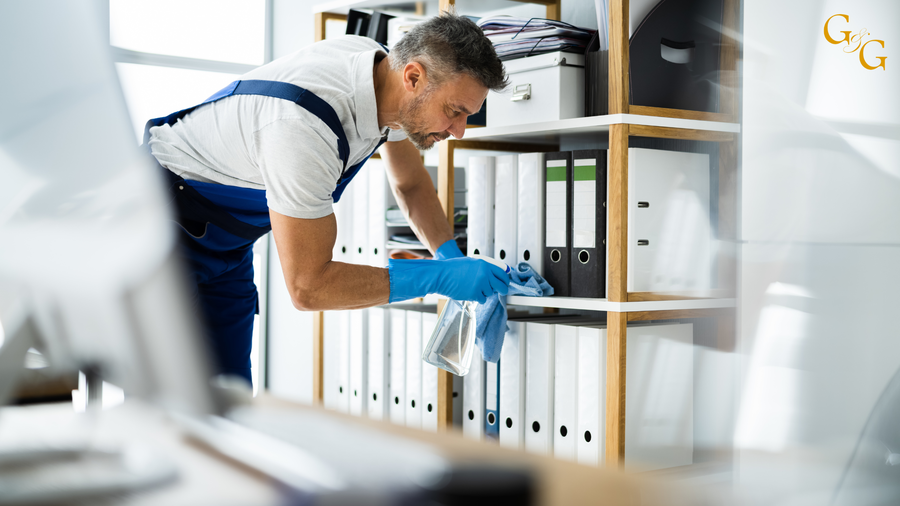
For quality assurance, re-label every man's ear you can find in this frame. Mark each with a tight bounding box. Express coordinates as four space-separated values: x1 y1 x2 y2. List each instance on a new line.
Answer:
402 61 427 93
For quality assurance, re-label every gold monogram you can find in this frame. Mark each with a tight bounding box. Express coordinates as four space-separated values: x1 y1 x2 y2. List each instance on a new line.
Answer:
824 14 886 70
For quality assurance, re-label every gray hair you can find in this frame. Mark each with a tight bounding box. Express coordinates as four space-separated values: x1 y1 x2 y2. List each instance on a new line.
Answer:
389 11 507 92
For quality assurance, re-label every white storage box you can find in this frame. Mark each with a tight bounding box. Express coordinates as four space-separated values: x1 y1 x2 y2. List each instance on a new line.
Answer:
487 52 584 128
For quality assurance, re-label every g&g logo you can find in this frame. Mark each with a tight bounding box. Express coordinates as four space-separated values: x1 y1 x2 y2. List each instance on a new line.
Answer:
824 14 887 70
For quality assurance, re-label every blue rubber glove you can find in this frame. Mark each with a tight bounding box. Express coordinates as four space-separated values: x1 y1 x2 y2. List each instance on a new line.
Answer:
388 257 510 304
433 239 464 260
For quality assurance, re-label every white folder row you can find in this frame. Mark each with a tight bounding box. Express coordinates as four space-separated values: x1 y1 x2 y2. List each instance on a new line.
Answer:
405 310 423 429
332 157 393 269
550 321 694 470
450 317 695 472
421 312 439 432
466 156 495 258
322 310 343 411
389 308 407 425
470 148 713 291
524 321 555 455
351 167 370 266
499 321 526 449
322 307 450 431
493 154 518 266
336 311 352 414
517 153 545 274
349 309 368 416
467 153 546 274
462 348 486 440
366 159 395 268
324 312 694 471
367 307 390 420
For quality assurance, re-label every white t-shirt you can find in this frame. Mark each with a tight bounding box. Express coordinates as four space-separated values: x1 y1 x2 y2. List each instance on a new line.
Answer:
148 36 406 219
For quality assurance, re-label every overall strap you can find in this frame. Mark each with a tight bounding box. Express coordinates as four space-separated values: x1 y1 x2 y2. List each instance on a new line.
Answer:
332 137 387 203
143 80 351 170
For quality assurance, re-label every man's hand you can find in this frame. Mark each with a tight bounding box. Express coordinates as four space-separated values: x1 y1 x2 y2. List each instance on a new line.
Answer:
388 257 510 304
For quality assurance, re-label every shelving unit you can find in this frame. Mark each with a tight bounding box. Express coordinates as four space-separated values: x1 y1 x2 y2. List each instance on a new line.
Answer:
461 114 739 144
311 0 740 470
507 296 736 312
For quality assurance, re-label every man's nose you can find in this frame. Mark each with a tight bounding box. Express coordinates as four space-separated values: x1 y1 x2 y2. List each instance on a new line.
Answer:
447 114 468 140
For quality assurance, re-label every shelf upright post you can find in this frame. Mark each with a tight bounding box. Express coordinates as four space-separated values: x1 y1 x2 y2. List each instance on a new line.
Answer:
605 0 630 470
311 11 346 406
436 135 456 430
545 0 562 21
439 0 454 14
437 140 456 226
718 0 740 298
313 311 325 404
315 12 347 43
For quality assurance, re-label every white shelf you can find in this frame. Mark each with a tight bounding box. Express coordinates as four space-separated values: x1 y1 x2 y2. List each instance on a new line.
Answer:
385 240 428 250
313 0 529 15
458 114 740 146
506 295 736 313
314 0 417 14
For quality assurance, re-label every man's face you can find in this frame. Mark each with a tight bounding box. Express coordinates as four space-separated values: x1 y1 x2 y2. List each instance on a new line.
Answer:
398 73 489 150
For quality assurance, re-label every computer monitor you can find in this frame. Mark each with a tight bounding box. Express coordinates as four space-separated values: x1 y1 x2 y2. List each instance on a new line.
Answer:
0 0 216 416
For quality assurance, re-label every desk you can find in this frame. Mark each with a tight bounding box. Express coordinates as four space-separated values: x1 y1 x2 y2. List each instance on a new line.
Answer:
0 402 284 506
0 397 706 505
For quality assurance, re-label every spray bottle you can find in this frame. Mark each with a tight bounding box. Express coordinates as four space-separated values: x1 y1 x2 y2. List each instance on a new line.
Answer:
421 254 510 376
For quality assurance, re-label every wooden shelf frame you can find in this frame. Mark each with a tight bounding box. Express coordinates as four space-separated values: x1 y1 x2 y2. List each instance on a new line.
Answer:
310 0 561 427
310 0 740 469
435 0 741 466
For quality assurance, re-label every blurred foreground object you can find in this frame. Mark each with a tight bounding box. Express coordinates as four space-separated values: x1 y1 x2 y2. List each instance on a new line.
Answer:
0 0 218 502
738 0 900 504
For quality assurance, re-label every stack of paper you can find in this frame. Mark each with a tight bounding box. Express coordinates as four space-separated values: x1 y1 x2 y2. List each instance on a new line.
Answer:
477 16 595 61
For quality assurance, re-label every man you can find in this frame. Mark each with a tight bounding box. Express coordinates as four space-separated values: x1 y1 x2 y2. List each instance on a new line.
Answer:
146 13 510 384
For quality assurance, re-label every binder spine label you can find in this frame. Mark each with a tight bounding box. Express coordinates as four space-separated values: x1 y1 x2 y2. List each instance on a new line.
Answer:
573 160 597 249
545 161 568 248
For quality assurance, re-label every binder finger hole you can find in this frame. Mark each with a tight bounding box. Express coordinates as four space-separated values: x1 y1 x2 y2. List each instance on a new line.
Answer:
394 396 399 405
499 250 506 260
339 386 343 394
373 393 377 401
560 425 568 437
373 248 378 255
473 248 480 255
468 410 475 420
341 246 347 254
578 250 590 264
506 417 513 428
427 403 433 412
358 247 363 254
532 421 541 433
523 250 530 261
584 431 592 443
487 413 496 425
550 249 561 263
411 400 416 408
353 390 357 397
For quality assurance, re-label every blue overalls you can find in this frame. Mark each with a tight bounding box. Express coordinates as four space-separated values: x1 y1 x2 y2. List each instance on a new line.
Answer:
145 80 384 385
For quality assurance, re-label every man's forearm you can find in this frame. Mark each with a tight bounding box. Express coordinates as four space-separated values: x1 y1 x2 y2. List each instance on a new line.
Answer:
396 179 454 255
288 260 390 311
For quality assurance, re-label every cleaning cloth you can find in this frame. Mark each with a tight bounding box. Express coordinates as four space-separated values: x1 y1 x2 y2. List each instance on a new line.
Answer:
475 262 554 362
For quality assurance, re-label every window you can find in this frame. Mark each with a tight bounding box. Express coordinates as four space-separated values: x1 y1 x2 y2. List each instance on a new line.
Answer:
110 1 272 394
110 0 267 65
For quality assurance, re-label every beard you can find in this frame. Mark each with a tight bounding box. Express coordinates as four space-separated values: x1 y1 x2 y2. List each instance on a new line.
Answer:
398 89 449 150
